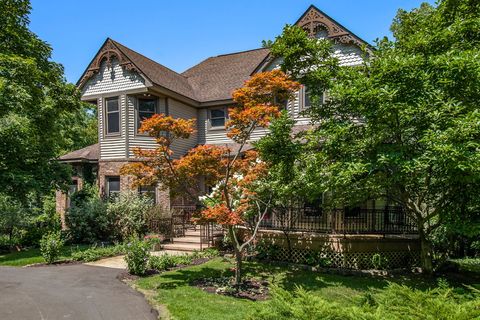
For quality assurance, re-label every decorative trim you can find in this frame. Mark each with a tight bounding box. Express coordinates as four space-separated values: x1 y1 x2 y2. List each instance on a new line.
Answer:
79 40 139 87
296 6 365 48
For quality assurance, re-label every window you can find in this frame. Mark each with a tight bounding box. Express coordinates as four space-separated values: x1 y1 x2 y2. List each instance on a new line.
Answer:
137 98 157 131
209 108 226 128
344 206 362 218
139 185 156 203
106 176 120 198
303 86 324 110
106 97 120 135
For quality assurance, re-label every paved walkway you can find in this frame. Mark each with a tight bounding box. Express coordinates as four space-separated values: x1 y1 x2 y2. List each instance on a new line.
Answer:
85 250 189 269
0 264 157 320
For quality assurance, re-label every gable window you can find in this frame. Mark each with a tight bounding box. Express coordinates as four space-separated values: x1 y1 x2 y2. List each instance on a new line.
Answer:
137 98 157 132
106 176 120 198
209 108 226 128
106 97 120 135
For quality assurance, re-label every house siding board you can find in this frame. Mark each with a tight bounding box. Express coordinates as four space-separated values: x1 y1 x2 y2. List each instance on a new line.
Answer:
169 99 197 158
81 59 146 96
127 97 167 157
100 95 127 160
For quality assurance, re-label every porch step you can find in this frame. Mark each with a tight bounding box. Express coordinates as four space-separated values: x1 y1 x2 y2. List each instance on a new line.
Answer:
162 242 203 252
184 230 201 236
172 236 201 244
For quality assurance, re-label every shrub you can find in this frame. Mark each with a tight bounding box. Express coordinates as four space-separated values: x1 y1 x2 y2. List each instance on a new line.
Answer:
21 195 61 246
71 244 126 262
39 231 64 264
256 239 282 261
66 185 110 243
250 282 480 320
371 253 389 270
107 191 154 241
124 238 150 275
148 254 178 271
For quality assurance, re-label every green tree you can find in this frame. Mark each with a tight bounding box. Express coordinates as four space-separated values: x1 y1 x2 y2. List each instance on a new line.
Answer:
0 0 96 202
269 0 480 272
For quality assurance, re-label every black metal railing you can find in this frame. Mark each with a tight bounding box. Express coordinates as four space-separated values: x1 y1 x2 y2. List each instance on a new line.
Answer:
256 207 417 235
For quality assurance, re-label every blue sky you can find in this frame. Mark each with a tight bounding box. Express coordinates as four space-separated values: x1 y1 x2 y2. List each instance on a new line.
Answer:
29 0 435 83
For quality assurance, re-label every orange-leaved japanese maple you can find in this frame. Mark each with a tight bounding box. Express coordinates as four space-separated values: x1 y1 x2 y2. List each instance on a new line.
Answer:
122 70 300 285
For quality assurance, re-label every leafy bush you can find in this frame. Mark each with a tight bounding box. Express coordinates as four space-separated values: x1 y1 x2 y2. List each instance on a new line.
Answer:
39 231 64 264
71 244 126 262
0 193 27 247
148 254 178 271
256 240 282 261
371 253 389 270
21 195 61 246
250 282 480 320
124 238 150 275
148 249 219 271
66 185 110 243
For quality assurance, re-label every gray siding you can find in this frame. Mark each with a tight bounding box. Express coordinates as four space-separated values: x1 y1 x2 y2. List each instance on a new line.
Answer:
127 96 167 157
82 59 146 97
170 99 198 158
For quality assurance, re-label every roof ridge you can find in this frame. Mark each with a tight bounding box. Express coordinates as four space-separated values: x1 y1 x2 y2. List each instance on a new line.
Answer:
110 39 188 80
216 47 268 57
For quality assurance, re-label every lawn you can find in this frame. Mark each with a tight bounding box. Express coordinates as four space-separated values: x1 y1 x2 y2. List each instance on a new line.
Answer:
0 245 89 266
135 257 477 320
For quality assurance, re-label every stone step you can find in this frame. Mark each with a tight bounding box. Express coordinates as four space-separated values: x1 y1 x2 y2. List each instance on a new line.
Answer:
172 236 201 244
184 230 201 236
162 242 203 252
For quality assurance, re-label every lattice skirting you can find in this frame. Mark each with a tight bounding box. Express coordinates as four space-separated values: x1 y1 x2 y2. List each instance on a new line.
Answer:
269 247 419 269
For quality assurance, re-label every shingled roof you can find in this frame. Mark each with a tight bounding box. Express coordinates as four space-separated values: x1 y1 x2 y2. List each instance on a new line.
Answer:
182 48 270 102
111 40 197 100
58 143 99 163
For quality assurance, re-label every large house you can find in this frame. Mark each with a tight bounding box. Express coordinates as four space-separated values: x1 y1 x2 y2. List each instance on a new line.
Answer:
57 5 419 268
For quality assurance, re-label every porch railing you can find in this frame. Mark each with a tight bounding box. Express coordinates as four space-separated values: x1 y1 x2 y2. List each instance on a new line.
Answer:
256 207 417 235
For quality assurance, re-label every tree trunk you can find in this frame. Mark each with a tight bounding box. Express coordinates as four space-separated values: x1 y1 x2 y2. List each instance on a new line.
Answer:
234 247 243 286
419 230 434 274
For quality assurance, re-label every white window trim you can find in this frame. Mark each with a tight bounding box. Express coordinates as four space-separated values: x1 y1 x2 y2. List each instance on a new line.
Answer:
104 96 121 137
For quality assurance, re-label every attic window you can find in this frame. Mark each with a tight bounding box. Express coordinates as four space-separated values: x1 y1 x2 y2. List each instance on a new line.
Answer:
209 108 226 128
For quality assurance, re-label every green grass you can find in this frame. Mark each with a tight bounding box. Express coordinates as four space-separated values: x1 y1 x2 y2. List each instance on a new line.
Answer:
136 257 464 320
0 245 89 266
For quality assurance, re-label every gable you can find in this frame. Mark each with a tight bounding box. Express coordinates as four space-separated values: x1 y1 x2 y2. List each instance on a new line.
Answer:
81 57 146 96
296 5 370 49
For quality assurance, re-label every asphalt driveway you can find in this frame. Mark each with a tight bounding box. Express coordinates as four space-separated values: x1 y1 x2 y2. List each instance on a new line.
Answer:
0 264 157 320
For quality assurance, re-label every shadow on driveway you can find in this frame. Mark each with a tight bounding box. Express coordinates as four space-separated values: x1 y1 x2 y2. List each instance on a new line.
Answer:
0 264 157 320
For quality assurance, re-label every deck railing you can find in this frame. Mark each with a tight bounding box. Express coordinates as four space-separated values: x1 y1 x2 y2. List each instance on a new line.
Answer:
256 207 417 235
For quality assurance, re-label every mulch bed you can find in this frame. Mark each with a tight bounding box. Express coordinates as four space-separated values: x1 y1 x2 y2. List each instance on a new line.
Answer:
192 277 270 301
25 260 83 268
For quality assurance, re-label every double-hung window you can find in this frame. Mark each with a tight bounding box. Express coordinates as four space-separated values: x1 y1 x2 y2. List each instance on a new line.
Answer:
106 97 120 135
139 185 156 203
209 108 226 128
137 98 157 132
302 86 324 110
106 176 120 199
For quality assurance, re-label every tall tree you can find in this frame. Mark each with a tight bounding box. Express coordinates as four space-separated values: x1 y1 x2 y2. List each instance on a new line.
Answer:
0 0 93 201
123 70 299 284
269 0 480 273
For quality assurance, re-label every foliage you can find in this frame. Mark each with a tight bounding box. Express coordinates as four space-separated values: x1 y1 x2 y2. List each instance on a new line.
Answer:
0 0 96 202
66 185 110 243
148 249 219 271
0 193 27 245
21 194 61 246
268 0 480 272
371 253 389 270
107 190 154 240
124 238 150 275
39 231 64 264
250 283 480 320
70 243 126 262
